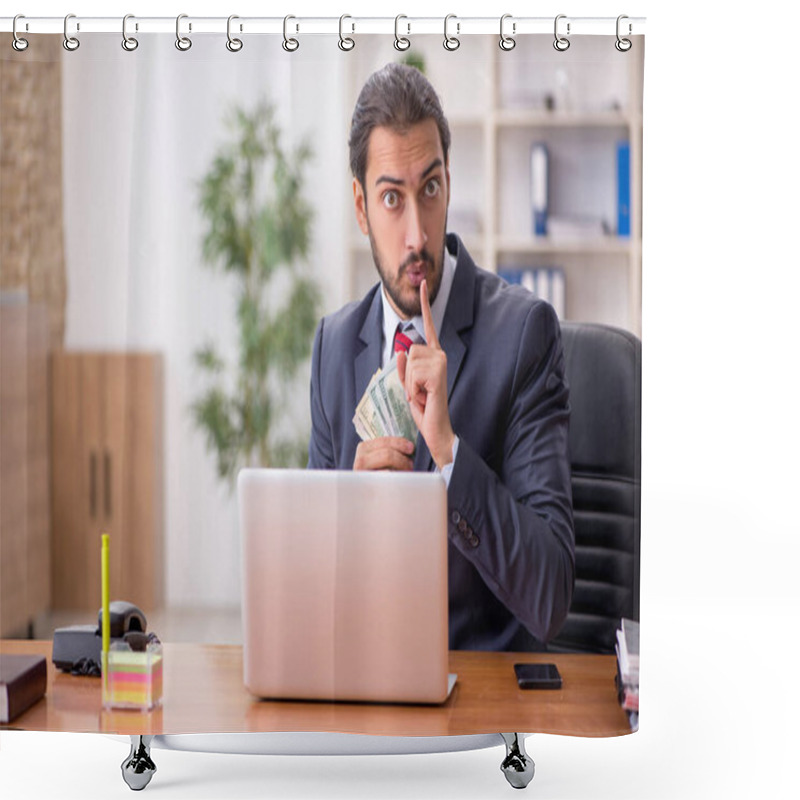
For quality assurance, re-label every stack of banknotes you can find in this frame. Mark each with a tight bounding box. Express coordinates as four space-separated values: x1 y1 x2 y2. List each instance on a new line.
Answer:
352 362 418 443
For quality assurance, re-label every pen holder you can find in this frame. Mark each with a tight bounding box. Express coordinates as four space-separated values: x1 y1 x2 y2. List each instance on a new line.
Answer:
102 640 163 711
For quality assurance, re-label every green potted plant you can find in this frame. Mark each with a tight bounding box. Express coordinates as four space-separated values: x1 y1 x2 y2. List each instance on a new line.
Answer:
192 100 320 483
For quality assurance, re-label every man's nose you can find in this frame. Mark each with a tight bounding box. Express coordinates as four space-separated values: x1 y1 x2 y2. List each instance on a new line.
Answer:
404 200 428 252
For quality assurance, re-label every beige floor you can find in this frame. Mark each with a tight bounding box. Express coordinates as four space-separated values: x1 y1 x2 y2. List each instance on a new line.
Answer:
31 606 243 644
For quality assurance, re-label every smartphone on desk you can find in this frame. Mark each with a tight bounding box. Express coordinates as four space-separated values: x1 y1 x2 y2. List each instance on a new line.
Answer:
514 663 562 690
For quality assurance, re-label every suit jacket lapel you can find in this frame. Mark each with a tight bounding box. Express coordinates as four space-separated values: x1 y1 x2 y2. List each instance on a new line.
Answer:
415 234 477 472
354 287 383 411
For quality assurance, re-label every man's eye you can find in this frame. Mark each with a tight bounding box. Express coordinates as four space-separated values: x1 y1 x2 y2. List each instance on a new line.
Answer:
383 191 399 209
424 178 440 198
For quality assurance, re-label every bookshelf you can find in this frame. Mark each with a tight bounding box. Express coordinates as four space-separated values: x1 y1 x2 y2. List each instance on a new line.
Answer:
344 34 644 335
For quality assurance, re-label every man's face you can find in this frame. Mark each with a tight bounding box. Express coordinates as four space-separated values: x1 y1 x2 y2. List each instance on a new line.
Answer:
353 119 450 320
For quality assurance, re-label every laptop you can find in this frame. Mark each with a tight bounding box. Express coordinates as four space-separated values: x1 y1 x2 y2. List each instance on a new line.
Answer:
238 468 454 704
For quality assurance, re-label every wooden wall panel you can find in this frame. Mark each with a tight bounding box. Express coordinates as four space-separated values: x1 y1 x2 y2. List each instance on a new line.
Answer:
26 304 51 616
0 34 66 350
0 304 28 635
103 354 129 608
0 302 51 637
123 354 164 610
50 353 86 610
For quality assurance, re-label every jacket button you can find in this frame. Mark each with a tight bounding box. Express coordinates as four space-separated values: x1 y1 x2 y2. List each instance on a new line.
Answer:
451 511 461 525
468 534 480 548
457 519 467 533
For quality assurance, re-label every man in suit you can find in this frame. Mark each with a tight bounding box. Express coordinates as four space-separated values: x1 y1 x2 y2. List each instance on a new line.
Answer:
308 63 574 652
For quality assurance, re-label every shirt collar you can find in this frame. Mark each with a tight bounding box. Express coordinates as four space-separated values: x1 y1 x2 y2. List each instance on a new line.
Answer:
380 243 457 368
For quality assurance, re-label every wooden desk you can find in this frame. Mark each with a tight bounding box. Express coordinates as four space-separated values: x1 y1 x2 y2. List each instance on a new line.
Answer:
1 640 631 738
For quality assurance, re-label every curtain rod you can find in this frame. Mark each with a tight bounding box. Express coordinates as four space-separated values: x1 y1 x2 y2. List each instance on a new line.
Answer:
1 16 646 37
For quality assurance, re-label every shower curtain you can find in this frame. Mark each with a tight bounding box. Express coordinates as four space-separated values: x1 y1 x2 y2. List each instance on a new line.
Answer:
1 16 643 796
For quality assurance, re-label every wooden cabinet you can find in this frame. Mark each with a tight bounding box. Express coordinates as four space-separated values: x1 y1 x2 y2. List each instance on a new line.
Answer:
50 352 163 612
0 299 51 638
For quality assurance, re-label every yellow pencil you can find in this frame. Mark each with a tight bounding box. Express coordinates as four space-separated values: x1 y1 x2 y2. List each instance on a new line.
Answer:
101 533 110 657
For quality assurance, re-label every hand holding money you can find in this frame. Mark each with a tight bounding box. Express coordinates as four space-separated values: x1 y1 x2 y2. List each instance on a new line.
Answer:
352 436 415 471
352 355 419 471
353 361 419 443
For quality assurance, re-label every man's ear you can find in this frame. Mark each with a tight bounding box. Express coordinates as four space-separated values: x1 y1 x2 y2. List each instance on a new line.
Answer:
353 178 369 236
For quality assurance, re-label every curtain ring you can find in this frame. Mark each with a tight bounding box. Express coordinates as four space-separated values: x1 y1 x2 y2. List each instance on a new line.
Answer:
499 14 515 51
226 15 243 52
12 14 29 52
175 14 192 51
443 14 460 51
283 15 299 52
63 13 80 51
615 15 632 52
394 15 410 51
121 14 138 51
338 14 355 51
553 14 570 51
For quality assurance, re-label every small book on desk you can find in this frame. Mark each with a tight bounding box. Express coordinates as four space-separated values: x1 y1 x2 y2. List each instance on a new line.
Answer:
614 618 639 731
616 618 639 684
1 653 47 724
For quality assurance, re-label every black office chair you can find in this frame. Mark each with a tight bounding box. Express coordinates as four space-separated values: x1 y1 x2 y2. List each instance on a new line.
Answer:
549 322 641 655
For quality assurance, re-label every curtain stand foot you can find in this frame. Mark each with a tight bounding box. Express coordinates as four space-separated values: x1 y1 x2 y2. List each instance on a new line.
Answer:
500 733 535 789
121 735 157 791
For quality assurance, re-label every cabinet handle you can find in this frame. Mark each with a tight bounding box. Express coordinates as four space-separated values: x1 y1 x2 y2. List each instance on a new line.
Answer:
89 451 97 518
104 450 112 518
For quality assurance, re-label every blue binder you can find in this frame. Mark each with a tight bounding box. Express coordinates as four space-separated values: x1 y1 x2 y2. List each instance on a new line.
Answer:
530 143 549 236
498 270 523 286
497 268 566 320
617 141 631 237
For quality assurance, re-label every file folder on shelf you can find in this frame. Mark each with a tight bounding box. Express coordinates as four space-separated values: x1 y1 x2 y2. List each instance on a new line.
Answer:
530 143 549 237
498 267 566 320
617 141 631 237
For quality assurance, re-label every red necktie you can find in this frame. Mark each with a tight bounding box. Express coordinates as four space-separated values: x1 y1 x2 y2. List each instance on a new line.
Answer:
393 326 415 355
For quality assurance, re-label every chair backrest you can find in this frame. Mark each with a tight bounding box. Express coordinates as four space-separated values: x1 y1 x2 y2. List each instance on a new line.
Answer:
549 322 641 654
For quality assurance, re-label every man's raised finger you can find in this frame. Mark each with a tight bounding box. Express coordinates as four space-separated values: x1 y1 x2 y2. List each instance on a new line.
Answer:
420 279 440 349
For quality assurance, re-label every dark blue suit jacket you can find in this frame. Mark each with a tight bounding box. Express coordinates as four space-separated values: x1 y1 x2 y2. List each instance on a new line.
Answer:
308 234 574 651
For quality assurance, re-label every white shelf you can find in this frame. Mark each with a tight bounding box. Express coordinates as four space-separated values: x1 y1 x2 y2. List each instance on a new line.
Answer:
495 110 633 129
495 236 638 256
449 110 636 130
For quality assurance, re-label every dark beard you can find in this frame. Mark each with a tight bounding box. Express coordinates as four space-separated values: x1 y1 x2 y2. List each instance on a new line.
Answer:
367 224 447 319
